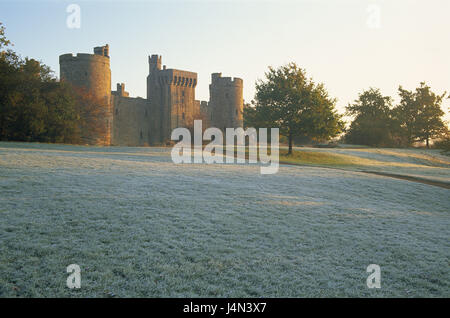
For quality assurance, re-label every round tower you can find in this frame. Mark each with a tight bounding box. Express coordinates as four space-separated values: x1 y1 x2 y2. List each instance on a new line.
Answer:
209 73 244 131
59 45 112 145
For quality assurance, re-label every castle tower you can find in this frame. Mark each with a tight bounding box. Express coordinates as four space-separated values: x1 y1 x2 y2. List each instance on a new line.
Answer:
147 54 198 144
59 44 112 145
209 73 244 132
146 55 162 144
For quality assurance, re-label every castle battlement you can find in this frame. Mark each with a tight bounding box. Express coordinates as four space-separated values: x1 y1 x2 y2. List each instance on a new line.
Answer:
154 69 198 87
112 83 129 97
94 44 109 57
211 73 243 86
59 53 110 66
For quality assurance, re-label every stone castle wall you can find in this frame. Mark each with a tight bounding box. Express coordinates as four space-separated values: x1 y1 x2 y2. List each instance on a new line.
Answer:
112 94 153 146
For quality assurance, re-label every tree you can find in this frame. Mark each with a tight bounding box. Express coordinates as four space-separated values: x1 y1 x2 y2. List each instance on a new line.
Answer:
0 22 11 50
394 82 446 148
250 63 343 154
434 128 450 153
0 55 82 143
0 22 86 144
71 86 110 145
243 101 267 129
345 88 394 147
392 86 416 146
41 81 80 144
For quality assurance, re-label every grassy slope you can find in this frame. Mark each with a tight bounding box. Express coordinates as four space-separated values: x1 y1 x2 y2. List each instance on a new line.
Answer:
278 148 450 184
281 150 364 166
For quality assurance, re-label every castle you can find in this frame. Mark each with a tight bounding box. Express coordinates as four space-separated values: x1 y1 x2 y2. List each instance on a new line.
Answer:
59 44 243 146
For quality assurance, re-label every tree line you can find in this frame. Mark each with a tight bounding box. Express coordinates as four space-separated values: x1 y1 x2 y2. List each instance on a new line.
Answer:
245 63 449 153
346 85 447 148
0 22 105 144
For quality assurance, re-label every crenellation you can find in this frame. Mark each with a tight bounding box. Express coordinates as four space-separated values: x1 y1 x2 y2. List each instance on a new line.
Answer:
232 77 243 85
149 54 162 72
113 83 129 97
94 44 109 57
209 74 243 86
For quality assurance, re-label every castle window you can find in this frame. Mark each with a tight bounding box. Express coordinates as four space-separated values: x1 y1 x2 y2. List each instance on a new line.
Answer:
236 109 238 115
182 91 185 97
182 113 185 120
115 108 118 115
140 131 143 139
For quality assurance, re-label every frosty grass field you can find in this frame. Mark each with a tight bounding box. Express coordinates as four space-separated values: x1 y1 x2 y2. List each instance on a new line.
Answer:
0 142 449 297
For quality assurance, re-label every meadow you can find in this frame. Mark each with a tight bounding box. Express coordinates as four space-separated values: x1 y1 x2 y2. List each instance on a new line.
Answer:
0 142 448 297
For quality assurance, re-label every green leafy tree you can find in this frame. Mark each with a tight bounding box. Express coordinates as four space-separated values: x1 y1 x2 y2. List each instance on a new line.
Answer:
0 22 85 144
41 81 81 143
0 56 58 141
250 63 343 154
243 101 269 129
392 86 416 146
394 82 446 148
345 88 394 147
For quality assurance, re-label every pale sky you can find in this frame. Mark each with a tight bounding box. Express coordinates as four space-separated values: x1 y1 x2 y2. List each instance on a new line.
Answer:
1 0 449 121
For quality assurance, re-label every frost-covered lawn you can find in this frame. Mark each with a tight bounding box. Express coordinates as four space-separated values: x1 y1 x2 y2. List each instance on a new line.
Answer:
0 142 449 297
